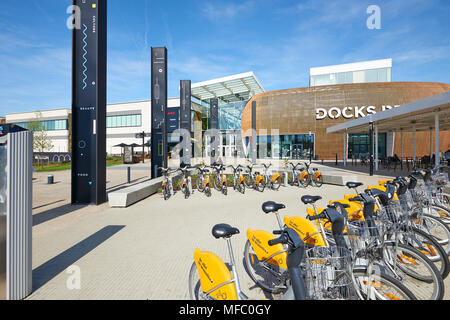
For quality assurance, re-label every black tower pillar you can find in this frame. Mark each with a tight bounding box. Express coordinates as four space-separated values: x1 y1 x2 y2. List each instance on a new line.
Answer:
151 47 168 178
180 80 192 167
210 98 219 165
71 0 107 205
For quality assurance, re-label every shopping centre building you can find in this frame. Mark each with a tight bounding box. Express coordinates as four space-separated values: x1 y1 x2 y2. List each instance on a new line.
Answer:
4 58 450 161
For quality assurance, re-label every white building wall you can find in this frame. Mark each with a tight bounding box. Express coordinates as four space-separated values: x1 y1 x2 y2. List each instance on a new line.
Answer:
5 98 181 156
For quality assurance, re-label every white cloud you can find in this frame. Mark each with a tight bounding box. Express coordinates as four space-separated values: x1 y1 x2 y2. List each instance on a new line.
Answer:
200 0 255 21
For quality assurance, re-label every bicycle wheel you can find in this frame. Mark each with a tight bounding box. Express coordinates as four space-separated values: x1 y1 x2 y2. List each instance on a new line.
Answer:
272 177 281 191
384 242 444 300
418 214 450 256
314 175 323 188
197 177 205 193
404 227 449 279
182 183 190 199
205 184 212 197
299 174 309 187
256 181 265 192
213 175 222 192
243 240 287 294
428 204 450 224
243 174 254 188
240 182 246 194
162 184 170 200
222 184 227 196
188 262 210 300
350 266 417 300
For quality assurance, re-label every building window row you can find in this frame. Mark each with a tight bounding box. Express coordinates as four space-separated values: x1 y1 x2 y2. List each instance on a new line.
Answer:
16 119 68 131
310 67 392 86
107 114 142 128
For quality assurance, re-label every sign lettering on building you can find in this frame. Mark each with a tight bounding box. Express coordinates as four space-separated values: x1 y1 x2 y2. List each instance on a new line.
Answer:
315 105 400 120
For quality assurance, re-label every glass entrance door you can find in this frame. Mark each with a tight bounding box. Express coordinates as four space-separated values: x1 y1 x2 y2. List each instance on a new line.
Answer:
292 144 304 160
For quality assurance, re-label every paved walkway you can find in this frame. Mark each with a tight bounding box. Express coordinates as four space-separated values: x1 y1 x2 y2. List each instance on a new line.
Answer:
27 163 450 300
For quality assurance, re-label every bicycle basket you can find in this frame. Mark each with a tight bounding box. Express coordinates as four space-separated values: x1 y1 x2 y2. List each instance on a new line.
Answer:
345 221 384 256
304 247 357 300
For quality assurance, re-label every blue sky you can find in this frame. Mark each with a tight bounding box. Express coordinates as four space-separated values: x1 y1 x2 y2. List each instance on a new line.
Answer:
0 0 449 115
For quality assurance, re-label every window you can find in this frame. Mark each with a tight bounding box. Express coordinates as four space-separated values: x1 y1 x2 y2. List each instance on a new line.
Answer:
15 120 68 131
107 114 142 128
348 133 386 159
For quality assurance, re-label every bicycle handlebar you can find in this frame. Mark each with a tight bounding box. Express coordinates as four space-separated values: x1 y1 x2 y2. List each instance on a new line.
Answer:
308 213 327 221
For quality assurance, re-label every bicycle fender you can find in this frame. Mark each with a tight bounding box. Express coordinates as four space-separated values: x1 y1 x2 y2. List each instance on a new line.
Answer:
193 249 238 300
246 229 288 269
284 216 327 247
271 173 281 183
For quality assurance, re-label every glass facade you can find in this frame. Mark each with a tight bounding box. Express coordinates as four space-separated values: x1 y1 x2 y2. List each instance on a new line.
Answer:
107 114 141 128
310 67 391 86
348 133 386 159
256 134 315 160
16 119 68 131
218 101 246 131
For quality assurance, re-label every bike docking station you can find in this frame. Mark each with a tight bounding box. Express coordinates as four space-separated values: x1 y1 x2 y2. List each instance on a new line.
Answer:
0 124 33 300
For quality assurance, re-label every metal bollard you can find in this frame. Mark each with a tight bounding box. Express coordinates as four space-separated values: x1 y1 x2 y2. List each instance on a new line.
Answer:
48 175 54 185
127 166 131 184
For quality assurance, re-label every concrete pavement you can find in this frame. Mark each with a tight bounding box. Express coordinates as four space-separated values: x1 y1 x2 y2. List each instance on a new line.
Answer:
27 163 450 300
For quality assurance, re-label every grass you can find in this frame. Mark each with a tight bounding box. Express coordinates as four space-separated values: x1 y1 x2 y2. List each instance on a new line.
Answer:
33 159 124 172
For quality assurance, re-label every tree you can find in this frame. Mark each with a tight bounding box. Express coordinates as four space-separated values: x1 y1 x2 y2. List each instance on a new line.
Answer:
28 111 54 167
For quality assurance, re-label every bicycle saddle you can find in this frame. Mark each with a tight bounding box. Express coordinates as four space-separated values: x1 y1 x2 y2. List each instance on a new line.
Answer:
212 224 240 239
262 201 286 214
346 182 363 189
301 195 322 204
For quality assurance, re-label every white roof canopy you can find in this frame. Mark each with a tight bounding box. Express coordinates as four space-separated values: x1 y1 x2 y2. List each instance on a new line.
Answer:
191 72 264 104
327 91 450 134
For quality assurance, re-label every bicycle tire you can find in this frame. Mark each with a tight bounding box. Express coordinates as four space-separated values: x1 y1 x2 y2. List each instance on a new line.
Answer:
299 174 309 188
429 204 450 223
197 177 205 193
272 177 281 191
213 175 222 192
243 240 287 294
240 182 246 194
349 266 417 300
384 242 444 300
188 262 210 300
162 185 170 200
205 184 212 197
419 214 450 256
222 184 227 196
314 175 324 188
406 227 449 279
243 174 254 188
256 181 265 192
183 184 190 199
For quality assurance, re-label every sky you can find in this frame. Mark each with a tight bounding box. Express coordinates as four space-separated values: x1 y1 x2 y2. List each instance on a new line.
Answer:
0 0 449 115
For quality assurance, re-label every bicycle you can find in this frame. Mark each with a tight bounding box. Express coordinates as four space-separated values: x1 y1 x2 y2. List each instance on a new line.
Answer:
243 163 265 192
211 163 228 196
178 165 193 199
160 167 175 201
304 184 445 300
188 224 309 300
298 162 323 188
195 165 212 197
288 162 304 187
229 165 245 194
243 200 415 300
344 192 444 300
261 163 281 191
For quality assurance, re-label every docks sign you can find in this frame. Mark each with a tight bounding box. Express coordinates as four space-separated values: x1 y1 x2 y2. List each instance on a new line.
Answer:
315 105 400 120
